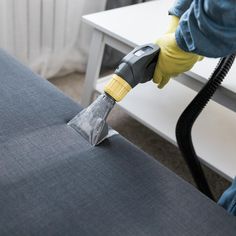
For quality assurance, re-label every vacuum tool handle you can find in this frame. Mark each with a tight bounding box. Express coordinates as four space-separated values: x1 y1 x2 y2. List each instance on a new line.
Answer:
104 43 160 101
116 43 160 86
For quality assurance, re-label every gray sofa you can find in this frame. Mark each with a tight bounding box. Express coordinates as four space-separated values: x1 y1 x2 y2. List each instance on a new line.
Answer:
0 50 236 235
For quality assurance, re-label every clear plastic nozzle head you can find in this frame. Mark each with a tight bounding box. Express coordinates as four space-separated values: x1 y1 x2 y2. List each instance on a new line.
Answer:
68 93 116 146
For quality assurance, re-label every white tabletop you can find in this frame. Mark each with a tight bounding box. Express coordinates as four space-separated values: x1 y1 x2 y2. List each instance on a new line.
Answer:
83 0 236 94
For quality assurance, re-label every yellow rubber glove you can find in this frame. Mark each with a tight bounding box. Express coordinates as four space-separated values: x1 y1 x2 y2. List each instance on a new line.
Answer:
165 15 179 34
153 33 202 88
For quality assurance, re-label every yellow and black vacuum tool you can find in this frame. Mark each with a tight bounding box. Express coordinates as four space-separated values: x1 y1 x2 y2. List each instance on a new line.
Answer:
68 43 160 146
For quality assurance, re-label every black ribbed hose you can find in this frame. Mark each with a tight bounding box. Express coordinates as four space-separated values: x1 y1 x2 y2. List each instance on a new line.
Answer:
176 54 235 201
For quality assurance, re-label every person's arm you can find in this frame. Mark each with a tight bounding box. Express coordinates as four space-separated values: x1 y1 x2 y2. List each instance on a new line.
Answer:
176 0 236 57
218 178 236 216
153 0 236 88
169 0 193 18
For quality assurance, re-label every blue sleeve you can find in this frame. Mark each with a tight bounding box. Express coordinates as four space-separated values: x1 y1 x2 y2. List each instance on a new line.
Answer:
169 0 193 17
175 0 236 58
218 177 236 216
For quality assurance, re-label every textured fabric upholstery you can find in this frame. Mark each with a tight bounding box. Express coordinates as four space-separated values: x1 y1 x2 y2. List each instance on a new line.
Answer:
0 50 236 235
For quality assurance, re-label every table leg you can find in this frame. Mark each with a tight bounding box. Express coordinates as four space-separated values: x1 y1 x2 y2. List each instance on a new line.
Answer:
81 29 105 107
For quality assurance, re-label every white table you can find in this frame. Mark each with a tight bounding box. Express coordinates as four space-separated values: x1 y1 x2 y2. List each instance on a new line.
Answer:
82 0 236 181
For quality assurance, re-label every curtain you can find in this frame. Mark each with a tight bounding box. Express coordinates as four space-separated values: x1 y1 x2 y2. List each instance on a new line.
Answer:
0 0 147 78
0 0 107 78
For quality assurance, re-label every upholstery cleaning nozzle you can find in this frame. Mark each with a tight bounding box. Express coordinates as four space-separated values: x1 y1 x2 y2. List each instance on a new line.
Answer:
68 93 115 146
68 43 160 145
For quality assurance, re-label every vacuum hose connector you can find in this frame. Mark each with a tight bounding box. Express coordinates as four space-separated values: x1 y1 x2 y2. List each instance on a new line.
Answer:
104 74 132 102
104 43 160 101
